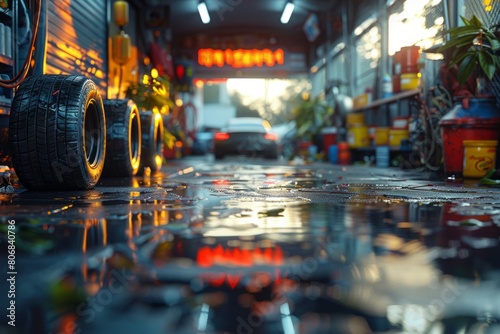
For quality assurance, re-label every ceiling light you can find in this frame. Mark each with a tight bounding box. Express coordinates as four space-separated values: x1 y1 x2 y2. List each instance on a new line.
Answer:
198 0 210 24
280 0 295 24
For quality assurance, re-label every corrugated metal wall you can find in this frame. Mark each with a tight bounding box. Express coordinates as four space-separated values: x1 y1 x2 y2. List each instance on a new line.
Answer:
46 0 108 96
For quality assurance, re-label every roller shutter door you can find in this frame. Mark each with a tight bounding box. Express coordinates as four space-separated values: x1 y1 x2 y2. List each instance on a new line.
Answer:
46 0 107 96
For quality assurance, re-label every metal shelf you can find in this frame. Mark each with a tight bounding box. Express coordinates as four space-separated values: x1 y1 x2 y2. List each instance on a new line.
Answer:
0 98 11 115
0 54 13 66
352 89 420 112
0 7 11 18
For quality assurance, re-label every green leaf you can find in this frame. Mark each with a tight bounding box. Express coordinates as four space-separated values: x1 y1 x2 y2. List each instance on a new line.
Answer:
439 33 478 50
485 36 500 51
478 51 497 79
460 15 471 26
297 120 313 137
449 51 472 66
469 15 483 28
446 26 482 37
457 53 477 84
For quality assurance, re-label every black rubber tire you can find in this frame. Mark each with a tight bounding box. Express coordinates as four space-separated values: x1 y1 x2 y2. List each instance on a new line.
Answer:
102 99 141 177
9 75 106 190
265 151 279 159
139 110 164 172
214 152 224 160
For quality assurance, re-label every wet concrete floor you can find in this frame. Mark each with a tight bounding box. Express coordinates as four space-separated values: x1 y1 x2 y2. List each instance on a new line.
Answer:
1 155 500 334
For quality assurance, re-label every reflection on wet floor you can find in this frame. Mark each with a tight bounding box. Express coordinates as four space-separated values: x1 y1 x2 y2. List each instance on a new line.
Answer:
1 159 500 333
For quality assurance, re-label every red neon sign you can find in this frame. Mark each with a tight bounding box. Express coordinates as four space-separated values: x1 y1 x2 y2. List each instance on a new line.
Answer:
196 244 284 267
198 48 285 68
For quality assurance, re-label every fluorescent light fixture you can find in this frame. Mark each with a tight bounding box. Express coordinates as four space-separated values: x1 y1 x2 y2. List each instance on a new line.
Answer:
280 0 295 24
198 0 210 24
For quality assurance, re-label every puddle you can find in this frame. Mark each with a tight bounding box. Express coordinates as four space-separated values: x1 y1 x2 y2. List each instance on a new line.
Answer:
2 162 500 333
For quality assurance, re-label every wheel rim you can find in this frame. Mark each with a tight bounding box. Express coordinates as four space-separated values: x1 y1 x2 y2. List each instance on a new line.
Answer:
84 99 104 168
152 113 163 169
130 112 141 166
154 113 163 154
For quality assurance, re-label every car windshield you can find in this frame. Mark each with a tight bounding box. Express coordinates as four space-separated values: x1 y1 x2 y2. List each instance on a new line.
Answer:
226 123 267 132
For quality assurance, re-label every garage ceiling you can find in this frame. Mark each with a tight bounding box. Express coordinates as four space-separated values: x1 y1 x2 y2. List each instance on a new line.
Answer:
134 0 343 77
140 0 339 37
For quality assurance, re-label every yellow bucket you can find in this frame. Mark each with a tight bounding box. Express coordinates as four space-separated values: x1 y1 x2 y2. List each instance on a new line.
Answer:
389 128 409 147
346 113 365 128
463 140 498 178
347 124 370 148
374 127 389 146
400 73 420 91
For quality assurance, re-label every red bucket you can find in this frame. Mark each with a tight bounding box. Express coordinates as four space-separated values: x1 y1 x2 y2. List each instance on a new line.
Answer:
439 117 500 178
400 46 420 74
321 127 337 160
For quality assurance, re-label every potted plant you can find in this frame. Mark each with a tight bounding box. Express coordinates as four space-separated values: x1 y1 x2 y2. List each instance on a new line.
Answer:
437 16 500 179
439 15 500 95
125 74 174 113
125 73 176 166
438 15 500 117
290 93 333 158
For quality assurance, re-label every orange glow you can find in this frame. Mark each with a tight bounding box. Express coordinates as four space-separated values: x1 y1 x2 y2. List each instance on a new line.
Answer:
213 179 230 185
264 133 278 141
198 48 285 68
227 274 242 288
200 271 283 290
196 245 284 267
214 132 230 141
56 314 78 334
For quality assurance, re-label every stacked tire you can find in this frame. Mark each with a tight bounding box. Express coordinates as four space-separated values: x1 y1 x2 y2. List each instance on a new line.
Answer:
102 99 141 177
9 75 106 190
9 74 166 190
139 109 164 173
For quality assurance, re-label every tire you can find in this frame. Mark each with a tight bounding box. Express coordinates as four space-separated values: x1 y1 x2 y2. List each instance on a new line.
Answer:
139 110 164 172
265 151 278 159
9 75 106 190
102 99 141 177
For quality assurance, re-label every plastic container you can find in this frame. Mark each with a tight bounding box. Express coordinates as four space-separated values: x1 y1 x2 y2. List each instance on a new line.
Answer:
347 124 370 148
392 74 401 94
337 141 351 165
346 113 365 128
400 45 420 74
382 73 393 99
5 25 11 58
374 127 389 146
463 140 498 178
376 146 390 168
439 117 500 178
393 51 401 75
328 144 338 164
321 127 337 160
393 116 409 129
0 23 5 56
449 97 500 119
389 128 409 147
308 145 318 160
400 73 420 91
297 140 312 159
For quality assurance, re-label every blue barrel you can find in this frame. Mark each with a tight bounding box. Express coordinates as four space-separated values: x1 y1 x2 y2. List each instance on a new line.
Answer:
376 146 390 168
328 144 339 164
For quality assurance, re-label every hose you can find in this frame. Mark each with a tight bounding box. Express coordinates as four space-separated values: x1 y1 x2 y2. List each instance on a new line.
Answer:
0 0 41 89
